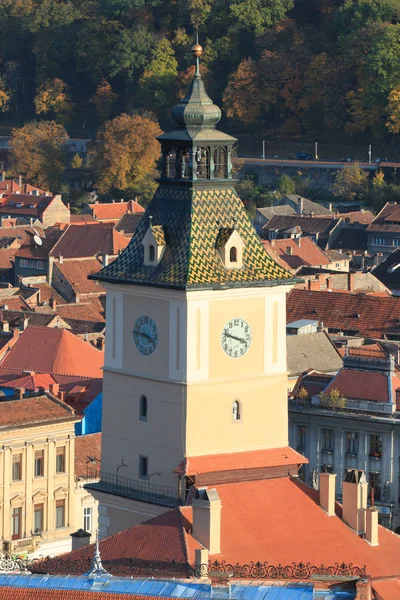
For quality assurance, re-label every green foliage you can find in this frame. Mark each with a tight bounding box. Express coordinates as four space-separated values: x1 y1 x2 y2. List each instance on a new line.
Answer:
331 163 369 200
277 174 296 196
320 388 347 410
295 386 309 402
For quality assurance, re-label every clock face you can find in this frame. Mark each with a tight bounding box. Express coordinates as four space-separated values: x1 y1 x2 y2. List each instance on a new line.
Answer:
133 316 158 356
221 318 252 358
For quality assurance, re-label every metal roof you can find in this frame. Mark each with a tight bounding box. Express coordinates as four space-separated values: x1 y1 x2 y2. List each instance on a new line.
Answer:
0 575 355 599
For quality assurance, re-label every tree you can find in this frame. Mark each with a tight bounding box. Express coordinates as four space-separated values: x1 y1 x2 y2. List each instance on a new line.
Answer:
223 58 263 125
320 388 346 409
90 112 161 195
9 120 68 190
387 85 400 133
139 38 178 113
71 153 83 169
91 80 117 123
34 78 73 123
277 174 296 195
295 386 309 402
229 0 294 36
331 163 368 200
0 77 11 112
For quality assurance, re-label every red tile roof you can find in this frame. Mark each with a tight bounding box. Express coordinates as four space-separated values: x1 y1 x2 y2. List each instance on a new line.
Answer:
89 199 144 221
367 202 400 233
337 343 388 359
50 224 128 259
339 210 374 225
56 297 105 328
0 327 104 377
323 369 398 403
0 370 56 391
263 237 330 271
75 432 101 477
0 589 153 600
46 476 400 580
0 180 46 196
175 447 307 476
55 259 105 295
372 577 400 600
15 236 56 259
0 194 54 216
0 393 76 429
70 214 98 224
287 288 400 338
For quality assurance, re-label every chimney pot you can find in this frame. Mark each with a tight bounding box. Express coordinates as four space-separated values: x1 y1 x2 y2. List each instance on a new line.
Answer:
49 297 57 310
319 473 336 516
192 488 222 554
365 507 379 546
49 382 60 396
342 469 368 534
102 254 109 267
2 320 9 333
16 387 25 399
59 255 63 264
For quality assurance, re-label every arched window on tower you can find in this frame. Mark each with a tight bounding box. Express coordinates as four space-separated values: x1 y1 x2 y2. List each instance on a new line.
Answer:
178 149 191 179
149 245 155 262
196 147 209 179
214 147 227 178
165 148 176 178
230 246 237 263
140 395 148 421
232 400 241 421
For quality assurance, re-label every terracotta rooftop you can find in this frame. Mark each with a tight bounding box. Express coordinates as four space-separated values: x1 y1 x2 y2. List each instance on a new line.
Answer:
50 224 128 259
89 199 144 221
0 326 104 377
175 447 307 476
287 288 400 338
75 432 101 478
263 237 330 271
42 476 400 580
15 235 56 259
56 297 105 333
291 370 334 399
70 214 98 224
337 343 388 359
55 259 105 295
0 590 163 600
0 180 46 195
0 393 77 429
0 370 56 391
115 213 143 236
287 331 343 377
0 194 55 216
323 368 400 403
367 202 400 233
339 210 374 225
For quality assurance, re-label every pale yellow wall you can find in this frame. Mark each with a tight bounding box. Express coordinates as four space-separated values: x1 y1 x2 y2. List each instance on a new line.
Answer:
0 419 96 555
101 283 292 490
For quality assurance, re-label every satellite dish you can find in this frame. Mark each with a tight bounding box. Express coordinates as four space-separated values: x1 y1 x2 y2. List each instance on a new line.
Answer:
33 235 42 246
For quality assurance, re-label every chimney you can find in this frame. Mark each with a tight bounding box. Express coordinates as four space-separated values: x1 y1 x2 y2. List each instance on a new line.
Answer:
317 321 324 333
319 473 336 516
286 246 292 256
298 197 303 215
329 202 332 211
365 507 379 546
18 174 22 188
49 382 60 397
102 254 109 267
16 387 25 399
342 469 368 534
356 578 372 600
59 255 63 264
2 320 9 333
194 548 209 579
23 317 29 330
96 336 104 350
294 236 301 247
192 488 222 554
59 391 66 402
348 272 355 292
70 529 91 551
49 297 56 310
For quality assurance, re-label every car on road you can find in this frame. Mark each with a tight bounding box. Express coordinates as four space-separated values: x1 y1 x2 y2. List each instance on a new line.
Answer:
295 152 313 160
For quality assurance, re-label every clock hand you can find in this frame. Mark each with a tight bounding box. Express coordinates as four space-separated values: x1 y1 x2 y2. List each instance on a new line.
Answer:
224 331 246 344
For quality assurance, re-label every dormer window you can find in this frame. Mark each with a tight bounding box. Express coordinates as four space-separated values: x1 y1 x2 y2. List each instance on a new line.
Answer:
142 223 166 267
15 203 22 208
216 227 245 269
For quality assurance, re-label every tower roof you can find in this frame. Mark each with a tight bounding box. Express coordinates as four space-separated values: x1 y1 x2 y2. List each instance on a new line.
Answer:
90 187 296 290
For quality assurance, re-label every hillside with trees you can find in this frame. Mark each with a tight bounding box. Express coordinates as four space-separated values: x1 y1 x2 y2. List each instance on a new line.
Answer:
1 0 400 144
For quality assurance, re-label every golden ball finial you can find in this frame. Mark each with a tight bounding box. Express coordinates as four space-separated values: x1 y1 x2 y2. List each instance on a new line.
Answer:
191 43 203 58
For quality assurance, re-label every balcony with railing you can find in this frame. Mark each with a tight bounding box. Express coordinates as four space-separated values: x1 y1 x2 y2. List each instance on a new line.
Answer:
85 471 182 508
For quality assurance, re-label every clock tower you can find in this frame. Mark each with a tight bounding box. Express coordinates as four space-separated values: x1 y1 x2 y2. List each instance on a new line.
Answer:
90 42 298 534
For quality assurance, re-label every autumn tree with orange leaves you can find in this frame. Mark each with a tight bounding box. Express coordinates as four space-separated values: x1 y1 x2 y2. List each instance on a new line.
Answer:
90 113 161 195
9 120 69 190
34 78 73 123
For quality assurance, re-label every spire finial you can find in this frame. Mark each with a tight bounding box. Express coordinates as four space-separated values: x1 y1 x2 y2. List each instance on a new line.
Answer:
191 31 203 77
85 530 112 579
149 214 153 228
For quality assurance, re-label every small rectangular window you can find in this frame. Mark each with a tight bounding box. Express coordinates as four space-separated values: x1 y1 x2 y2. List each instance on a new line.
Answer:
36 260 44 270
139 395 148 421
83 507 92 532
139 455 148 479
369 434 382 457
322 428 334 451
56 500 65 528
297 425 307 450
369 472 381 501
56 447 65 473
12 454 22 481
19 259 28 268
34 451 44 477
12 507 21 540
34 503 44 533
346 431 358 455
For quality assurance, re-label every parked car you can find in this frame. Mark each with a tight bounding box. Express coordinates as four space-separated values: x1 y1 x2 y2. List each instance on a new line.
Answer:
295 152 313 160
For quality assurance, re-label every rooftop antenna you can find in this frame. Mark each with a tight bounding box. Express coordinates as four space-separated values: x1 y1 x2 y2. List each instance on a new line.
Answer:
85 530 112 578
149 214 153 228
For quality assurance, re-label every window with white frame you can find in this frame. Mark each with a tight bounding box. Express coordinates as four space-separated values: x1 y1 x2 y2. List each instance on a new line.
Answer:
19 259 29 268
322 428 334 451
56 499 65 528
83 506 92 532
373 237 386 245
346 431 358 455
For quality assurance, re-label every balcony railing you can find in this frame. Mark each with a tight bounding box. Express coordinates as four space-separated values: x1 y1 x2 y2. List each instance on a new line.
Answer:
85 471 182 508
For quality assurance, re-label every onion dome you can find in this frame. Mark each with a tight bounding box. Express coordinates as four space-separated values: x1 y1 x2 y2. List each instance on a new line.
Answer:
171 42 222 130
